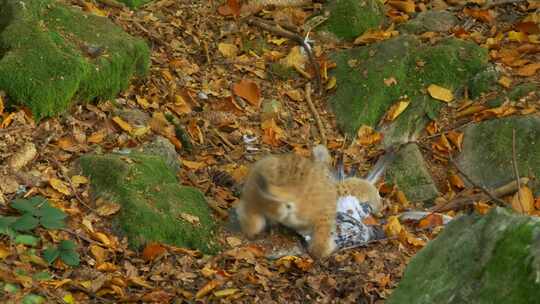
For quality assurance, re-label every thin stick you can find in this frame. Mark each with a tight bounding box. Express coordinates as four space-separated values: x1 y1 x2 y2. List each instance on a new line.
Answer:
247 17 322 95
447 154 507 206
305 83 327 145
512 129 524 209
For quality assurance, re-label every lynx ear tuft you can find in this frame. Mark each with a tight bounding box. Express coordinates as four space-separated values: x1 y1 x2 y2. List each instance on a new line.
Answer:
312 144 331 165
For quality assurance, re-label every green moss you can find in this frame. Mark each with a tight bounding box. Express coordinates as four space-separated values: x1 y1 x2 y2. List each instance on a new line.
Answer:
116 0 153 8
457 115 540 195
388 208 540 304
0 0 150 119
329 35 489 135
79 153 219 254
468 66 499 99
321 0 384 40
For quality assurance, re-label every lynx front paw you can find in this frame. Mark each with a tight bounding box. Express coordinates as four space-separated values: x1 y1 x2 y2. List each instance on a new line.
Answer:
236 204 266 238
308 235 336 259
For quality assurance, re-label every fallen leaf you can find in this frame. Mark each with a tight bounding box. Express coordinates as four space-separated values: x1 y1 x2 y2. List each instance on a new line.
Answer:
384 216 402 237
508 31 528 42
261 118 285 146
142 243 168 261
182 160 206 170
512 186 535 214
196 280 223 299
97 262 118 272
49 178 72 196
449 173 465 189
233 79 261 107
180 212 200 225
285 89 303 101
90 245 108 264
88 129 106 144
141 290 174 303
475 201 491 215
357 125 382 146
463 7 494 23
516 21 540 34
498 76 512 88
8 142 37 170
446 130 464 151
427 84 454 102
96 202 121 217
280 46 307 69
388 0 415 13
112 116 133 134
385 98 410 121
128 277 153 289
226 237 242 247
384 77 398 86
354 28 399 45
214 288 239 297
417 213 444 229
0 244 11 259
516 62 540 77
92 232 112 247
218 43 238 58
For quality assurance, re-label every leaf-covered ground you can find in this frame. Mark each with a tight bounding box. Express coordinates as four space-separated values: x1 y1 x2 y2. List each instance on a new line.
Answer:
0 0 539 303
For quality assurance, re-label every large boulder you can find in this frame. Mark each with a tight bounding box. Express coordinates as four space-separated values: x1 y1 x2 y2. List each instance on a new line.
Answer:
79 152 219 254
319 0 385 41
457 115 540 195
329 35 489 140
388 208 540 304
0 0 150 119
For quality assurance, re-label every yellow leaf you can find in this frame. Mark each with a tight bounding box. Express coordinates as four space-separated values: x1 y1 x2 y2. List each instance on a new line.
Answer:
386 98 410 121
112 116 133 134
0 95 4 115
49 178 72 196
218 43 238 58
90 245 108 264
285 89 303 101
63 293 75 304
326 76 337 90
497 76 512 88
71 175 88 186
354 28 398 45
516 62 540 77
92 232 112 247
96 202 121 217
357 125 382 146
388 0 416 13
0 244 11 259
507 31 528 42
88 129 106 144
280 46 307 69
269 37 288 46
449 174 465 189
512 186 535 214
427 84 454 102
128 276 154 289
214 288 240 297
182 160 206 170
384 216 402 237
196 280 223 299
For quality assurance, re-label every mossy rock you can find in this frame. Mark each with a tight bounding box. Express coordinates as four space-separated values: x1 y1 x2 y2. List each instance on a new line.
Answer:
388 208 540 304
330 35 488 137
0 0 150 119
320 0 384 41
79 152 219 254
487 82 539 108
116 0 153 8
457 115 540 195
385 143 439 203
468 66 500 99
399 10 457 34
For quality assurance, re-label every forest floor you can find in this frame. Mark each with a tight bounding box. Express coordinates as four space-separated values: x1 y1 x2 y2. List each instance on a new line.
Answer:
1 0 539 303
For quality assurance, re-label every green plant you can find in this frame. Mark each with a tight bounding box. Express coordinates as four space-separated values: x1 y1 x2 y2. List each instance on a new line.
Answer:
0 196 80 267
43 240 80 266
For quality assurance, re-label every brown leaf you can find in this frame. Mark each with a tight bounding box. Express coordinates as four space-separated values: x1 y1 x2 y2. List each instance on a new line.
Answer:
141 290 174 303
516 62 540 77
515 21 540 34
142 243 168 261
446 130 464 151
385 98 410 121
180 212 200 225
475 201 491 215
112 116 133 134
218 43 238 58
448 174 465 189
49 178 72 196
233 79 261 107
88 129 106 144
8 142 37 170
90 245 108 264
511 186 535 214
96 202 121 217
196 280 223 299
357 125 382 146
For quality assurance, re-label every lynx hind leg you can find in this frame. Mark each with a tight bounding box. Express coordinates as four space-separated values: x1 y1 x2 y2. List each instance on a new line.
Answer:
236 200 266 238
308 219 337 259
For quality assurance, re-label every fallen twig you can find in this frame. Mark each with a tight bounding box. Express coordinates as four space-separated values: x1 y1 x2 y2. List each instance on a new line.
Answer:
430 178 529 212
511 128 524 210
246 17 322 95
305 83 327 145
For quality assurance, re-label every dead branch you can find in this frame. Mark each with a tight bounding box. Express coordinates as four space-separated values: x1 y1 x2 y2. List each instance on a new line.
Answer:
511 128 524 209
305 83 327 145
430 177 529 212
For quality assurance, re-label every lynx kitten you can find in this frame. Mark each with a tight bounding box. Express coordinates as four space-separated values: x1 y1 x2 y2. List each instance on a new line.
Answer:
236 151 338 259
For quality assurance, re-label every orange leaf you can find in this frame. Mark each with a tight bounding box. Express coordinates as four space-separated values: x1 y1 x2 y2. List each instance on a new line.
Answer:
141 290 174 303
516 62 540 77
233 79 261 107
425 121 439 135
182 160 206 170
385 98 410 121
88 129 106 144
357 125 382 146
463 8 494 23
417 213 444 229
515 21 540 34
142 243 168 261
474 201 491 215
511 186 535 214
112 116 133 134
446 130 464 151
388 0 415 13
227 0 241 17
448 174 465 189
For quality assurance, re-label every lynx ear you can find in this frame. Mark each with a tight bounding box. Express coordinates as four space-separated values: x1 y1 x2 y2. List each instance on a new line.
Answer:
312 144 331 165
253 172 287 204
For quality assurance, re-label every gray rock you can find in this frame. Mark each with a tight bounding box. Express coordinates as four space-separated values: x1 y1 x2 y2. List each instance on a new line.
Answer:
388 208 540 304
138 136 181 173
385 144 439 203
457 115 540 195
399 10 458 34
